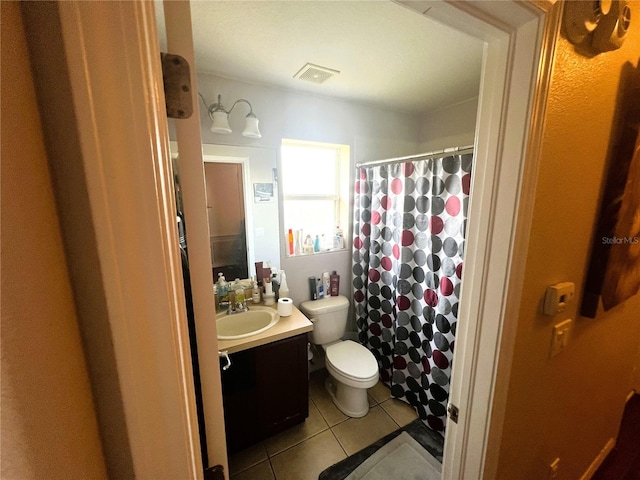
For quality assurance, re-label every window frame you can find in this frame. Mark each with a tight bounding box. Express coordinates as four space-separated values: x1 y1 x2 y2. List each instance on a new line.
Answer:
280 139 350 256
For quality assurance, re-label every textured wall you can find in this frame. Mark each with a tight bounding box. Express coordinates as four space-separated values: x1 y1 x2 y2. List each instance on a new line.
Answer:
496 3 640 479
0 3 107 478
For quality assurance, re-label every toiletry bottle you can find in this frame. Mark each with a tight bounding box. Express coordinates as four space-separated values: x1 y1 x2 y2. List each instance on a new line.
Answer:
296 229 304 255
330 271 340 296
304 235 314 254
252 278 261 304
288 229 294 255
272 277 280 301
317 277 324 298
336 226 344 248
217 273 229 308
232 278 245 306
263 278 275 305
313 235 320 252
279 270 289 299
308 276 318 300
255 262 264 286
323 272 330 296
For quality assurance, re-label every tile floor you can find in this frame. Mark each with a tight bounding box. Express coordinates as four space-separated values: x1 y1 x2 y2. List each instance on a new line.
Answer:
228 369 419 480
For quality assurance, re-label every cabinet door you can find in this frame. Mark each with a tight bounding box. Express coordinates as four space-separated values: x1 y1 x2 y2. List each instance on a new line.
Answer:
254 334 309 437
221 348 259 453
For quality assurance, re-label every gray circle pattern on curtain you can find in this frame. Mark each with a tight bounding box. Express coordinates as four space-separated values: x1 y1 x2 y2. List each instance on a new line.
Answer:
353 154 472 435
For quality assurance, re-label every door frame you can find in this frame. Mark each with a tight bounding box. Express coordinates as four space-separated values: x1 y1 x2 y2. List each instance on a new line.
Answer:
46 0 560 478
398 2 561 478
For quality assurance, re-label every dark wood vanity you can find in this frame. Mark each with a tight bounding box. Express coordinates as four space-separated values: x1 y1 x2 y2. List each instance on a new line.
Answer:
220 332 310 454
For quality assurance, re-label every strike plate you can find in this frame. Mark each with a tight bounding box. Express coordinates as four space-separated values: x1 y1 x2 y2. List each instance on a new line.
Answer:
447 403 459 423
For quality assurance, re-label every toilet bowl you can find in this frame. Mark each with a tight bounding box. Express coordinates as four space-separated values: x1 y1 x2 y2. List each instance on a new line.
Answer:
300 296 379 418
324 340 379 417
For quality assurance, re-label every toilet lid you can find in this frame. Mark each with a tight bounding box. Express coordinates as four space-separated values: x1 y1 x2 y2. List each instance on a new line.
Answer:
326 340 378 381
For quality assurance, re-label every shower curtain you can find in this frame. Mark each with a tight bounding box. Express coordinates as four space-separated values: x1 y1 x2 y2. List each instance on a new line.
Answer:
352 152 472 435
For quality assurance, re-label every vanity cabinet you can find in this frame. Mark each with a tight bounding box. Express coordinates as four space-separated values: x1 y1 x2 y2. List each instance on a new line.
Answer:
221 333 309 453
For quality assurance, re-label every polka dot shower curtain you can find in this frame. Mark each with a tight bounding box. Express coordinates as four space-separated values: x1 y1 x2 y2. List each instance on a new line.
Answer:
352 153 472 435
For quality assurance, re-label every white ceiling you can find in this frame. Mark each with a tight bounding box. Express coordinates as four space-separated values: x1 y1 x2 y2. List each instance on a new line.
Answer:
158 1 484 115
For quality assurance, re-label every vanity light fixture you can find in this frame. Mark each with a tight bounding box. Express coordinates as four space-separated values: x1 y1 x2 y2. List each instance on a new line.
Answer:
198 93 262 138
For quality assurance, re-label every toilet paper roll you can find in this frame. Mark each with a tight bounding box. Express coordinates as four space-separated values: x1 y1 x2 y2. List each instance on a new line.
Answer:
277 297 293 317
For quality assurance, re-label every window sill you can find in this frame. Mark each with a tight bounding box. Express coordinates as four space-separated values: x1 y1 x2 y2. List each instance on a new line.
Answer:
285 247 348 258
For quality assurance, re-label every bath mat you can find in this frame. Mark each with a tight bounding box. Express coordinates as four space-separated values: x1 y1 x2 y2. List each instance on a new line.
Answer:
319 418 444 480
344 432 440 479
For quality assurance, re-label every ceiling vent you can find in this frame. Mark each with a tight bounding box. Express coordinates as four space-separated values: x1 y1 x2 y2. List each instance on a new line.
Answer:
293 63 340 84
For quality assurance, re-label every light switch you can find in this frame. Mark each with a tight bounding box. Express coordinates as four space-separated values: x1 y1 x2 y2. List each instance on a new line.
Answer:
255 227 265 237
549 319 572 358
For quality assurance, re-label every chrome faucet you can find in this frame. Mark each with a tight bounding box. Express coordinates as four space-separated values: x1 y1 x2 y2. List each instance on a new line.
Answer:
227 301 248 315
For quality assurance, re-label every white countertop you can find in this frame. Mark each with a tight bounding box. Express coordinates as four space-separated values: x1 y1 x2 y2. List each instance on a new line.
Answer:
216 303 313 354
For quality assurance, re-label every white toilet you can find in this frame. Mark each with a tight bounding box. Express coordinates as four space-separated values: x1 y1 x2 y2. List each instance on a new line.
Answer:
300 295 379 418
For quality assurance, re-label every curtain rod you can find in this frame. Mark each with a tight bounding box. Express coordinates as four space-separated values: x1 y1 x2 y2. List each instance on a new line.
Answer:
355 144 474 168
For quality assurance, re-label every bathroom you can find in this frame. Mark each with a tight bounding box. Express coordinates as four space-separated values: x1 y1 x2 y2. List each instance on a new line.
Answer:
158 1 482 478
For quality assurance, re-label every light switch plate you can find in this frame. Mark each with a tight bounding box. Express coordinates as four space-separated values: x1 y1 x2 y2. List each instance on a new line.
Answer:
550 319 573 358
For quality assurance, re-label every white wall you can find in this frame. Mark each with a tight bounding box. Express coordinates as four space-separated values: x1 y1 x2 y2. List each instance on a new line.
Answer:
419 97 478 152
195 73 422 159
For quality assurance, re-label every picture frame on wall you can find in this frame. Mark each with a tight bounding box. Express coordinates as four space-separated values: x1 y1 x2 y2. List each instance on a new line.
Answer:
581 62 640 318
253 183 274 203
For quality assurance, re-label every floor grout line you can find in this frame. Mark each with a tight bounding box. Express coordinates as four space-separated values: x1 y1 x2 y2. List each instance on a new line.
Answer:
232 372 411 479
265 426 330 460
268 457 276 480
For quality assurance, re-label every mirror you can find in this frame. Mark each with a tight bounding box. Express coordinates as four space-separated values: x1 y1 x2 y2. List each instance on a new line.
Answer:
171 142 281 282
204 160 248 280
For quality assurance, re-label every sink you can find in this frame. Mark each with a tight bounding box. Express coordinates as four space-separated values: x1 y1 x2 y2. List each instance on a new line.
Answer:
216 305 280 340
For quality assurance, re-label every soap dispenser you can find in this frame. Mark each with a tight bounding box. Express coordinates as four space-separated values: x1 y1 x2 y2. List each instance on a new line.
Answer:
216 273 229 309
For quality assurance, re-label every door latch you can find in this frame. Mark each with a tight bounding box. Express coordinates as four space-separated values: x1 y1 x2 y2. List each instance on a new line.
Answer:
447 403 459 423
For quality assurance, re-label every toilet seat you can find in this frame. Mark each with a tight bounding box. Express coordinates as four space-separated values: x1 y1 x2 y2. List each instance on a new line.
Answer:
326 340 378 384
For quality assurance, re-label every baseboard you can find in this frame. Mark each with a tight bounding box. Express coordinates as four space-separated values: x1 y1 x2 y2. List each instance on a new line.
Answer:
580 437 616 480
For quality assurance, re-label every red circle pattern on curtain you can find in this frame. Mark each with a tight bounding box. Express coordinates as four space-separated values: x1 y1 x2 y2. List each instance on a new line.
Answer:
352 153 473 435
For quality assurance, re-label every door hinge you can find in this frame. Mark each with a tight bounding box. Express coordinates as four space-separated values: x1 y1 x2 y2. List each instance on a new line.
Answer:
160 52 193 119
447 402 459 423
204 464 224 480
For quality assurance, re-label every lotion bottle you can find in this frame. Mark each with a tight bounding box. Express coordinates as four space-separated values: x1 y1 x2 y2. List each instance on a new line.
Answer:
252 277 261 304
330 271 340 296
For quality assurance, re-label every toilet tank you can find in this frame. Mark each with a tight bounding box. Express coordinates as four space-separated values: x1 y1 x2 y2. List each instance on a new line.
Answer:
299 295 350 345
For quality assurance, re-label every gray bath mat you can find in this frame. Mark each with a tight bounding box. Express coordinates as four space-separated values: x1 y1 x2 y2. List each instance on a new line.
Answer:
344 432 441 480
319 418 444 480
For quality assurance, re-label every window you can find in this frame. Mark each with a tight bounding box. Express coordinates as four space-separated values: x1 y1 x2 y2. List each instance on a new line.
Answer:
281 139 349 256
